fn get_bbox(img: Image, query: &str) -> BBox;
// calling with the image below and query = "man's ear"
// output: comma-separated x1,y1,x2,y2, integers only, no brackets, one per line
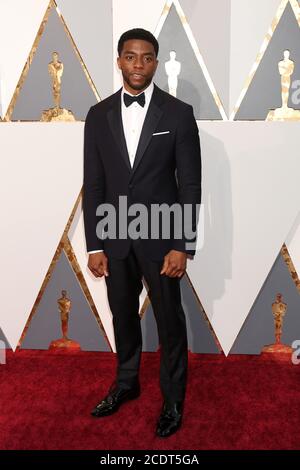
117,57,121,69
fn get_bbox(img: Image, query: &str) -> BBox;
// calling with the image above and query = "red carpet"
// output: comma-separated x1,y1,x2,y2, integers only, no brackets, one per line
0,350,299,450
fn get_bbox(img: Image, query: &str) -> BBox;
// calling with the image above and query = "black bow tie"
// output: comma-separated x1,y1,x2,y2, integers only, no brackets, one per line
123,92,145,107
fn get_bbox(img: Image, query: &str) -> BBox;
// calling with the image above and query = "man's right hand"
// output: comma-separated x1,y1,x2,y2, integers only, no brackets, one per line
88,252,109,278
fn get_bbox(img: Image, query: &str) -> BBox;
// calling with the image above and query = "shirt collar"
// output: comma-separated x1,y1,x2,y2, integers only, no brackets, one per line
121,80,154,105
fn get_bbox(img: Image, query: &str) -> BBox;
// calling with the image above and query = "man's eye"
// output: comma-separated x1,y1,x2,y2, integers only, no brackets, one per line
126,56,133,60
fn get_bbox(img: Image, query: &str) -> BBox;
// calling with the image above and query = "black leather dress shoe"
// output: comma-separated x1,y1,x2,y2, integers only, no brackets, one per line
156,401,183,438
91,382,140,417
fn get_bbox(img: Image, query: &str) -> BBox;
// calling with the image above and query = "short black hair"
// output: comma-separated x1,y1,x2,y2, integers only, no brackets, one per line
118,28,159,57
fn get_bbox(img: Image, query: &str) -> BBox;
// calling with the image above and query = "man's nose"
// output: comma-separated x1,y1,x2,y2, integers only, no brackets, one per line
134,58,144,69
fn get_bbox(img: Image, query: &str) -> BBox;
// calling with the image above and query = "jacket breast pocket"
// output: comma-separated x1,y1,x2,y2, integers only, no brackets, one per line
152,131,171,136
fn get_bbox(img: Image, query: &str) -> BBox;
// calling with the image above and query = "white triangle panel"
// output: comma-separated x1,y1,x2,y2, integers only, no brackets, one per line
180,0,231,117
187,121,300,355
286,211,300,281
0,0,50,118
55,0,114,99
0,123,84,350
229,0,283,117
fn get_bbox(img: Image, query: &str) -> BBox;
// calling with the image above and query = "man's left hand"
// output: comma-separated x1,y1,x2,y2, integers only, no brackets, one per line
160,250,187,278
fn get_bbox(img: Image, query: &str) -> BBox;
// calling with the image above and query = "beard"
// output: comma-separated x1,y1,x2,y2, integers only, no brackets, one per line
122,71,153,91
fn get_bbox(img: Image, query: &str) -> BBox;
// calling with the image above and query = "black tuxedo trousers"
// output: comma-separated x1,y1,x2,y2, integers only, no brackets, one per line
105,237,188,403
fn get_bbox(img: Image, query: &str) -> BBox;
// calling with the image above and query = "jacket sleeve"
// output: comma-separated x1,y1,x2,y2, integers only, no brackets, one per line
82,106,106,252
172,104,202,256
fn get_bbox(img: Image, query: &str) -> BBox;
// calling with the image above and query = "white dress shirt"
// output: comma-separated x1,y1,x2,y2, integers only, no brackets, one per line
121,80,154,168
88,81,154,254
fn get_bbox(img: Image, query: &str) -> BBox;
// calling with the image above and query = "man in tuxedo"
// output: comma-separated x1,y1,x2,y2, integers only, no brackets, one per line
83,28,201,438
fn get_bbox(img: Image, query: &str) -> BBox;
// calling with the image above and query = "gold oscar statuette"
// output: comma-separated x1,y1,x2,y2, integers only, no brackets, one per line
49,289,81,350
261,293,293,358
41,51,76,121
267,50,300,121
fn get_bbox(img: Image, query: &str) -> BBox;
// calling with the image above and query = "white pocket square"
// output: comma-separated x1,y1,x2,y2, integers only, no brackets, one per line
152,131,170,136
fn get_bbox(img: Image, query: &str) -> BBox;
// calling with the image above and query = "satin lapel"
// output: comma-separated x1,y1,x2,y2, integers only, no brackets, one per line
107,91,131,171
131,95,163,176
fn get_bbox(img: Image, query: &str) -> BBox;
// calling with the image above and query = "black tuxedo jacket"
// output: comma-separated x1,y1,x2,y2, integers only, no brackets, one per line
83,83,201,261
